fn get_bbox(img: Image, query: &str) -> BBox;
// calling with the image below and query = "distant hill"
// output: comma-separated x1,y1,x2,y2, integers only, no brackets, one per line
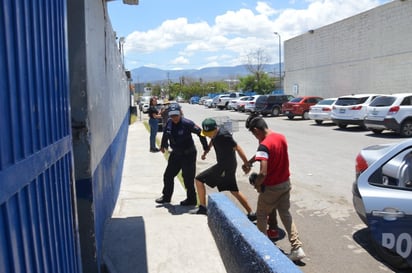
130,64,279,83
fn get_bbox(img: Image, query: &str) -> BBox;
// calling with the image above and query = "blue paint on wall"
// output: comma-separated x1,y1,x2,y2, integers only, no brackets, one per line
208,193,302,273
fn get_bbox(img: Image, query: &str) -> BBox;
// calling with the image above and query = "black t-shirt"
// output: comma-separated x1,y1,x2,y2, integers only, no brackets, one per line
211,128,237,168
148,106,158,119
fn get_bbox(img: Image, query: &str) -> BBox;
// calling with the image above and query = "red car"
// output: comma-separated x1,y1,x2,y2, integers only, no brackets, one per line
282,96,323,120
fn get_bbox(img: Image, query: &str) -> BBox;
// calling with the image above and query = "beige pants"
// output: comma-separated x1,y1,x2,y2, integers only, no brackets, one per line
256,180,303,250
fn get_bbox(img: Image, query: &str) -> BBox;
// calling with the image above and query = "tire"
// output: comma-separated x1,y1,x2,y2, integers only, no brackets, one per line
315,120,323,125
338,123,347,129
400,120,412,137
370,234,409,269
372,129,383,134
302,111,310,120
271,107,280,117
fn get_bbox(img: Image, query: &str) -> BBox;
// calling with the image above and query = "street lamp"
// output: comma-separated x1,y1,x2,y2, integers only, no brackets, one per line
274,32,282,90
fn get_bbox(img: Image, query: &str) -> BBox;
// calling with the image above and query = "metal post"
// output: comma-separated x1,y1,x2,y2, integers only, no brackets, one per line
274,32,282,90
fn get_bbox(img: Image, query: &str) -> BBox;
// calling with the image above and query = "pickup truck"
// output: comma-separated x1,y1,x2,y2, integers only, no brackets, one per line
216,92,246,110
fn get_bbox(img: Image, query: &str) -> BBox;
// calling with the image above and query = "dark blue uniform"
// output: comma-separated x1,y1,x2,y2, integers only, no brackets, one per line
160,117,209,203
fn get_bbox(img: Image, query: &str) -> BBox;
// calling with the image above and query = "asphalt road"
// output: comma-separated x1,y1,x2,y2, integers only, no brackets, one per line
177,102,412,273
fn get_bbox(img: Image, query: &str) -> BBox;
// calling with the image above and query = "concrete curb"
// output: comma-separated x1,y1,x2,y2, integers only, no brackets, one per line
208,193,302,273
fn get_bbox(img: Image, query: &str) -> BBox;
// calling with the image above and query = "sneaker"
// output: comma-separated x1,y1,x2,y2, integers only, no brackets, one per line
267,228,279,240
155,196,170,204
180,199,197,206
150,148,160,153
189,205,207,215
247,212,257,222
288,247,306,261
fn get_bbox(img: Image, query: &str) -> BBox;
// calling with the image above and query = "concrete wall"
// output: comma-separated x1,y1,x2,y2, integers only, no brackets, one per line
284,0,412,98
67,0,130,272
208,194,302,273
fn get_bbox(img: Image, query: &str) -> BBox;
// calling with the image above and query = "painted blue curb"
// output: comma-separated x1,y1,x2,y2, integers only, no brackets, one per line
207,193,302,273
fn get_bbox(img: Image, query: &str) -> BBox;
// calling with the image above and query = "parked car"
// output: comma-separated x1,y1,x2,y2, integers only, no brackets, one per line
199,96,209,105
212,94,229,108
281,96,323,119
308,98,337,124
216,92,246,110
331,94,379,129
139,96,151,113
244,95,261,113
364,93,412,137
237,96,253,112
204,98,214,108
352,140,412,269
255,94,294,117
228,96,249,111
189,96,200,104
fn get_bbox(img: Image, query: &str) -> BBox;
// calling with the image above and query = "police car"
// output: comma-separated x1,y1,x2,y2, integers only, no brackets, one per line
352,140,412,269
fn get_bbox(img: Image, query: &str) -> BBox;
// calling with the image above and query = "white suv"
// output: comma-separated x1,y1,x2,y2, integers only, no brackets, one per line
364,93,412,137
331,94,380,129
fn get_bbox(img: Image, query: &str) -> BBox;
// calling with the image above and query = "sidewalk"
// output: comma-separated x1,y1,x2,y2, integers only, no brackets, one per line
103,118,226,273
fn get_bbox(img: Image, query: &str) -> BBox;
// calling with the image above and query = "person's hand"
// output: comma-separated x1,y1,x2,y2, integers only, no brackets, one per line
242,163,251,174
201,153,207,160
160,147,165,153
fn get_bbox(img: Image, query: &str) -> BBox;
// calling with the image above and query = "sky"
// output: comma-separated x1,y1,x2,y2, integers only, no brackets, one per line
108,0,392,71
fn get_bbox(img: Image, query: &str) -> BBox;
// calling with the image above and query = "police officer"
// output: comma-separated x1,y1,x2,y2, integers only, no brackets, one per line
156,103,209,205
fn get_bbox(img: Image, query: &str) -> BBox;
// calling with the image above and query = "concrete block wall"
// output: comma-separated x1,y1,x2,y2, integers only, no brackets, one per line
208,193,302,273
284,0,412,98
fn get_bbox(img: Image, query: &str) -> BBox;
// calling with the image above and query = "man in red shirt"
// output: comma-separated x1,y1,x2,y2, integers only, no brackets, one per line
243,115,305,262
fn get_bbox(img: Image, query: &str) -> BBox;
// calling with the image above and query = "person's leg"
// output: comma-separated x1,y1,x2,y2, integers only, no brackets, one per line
195,180,207,206
267,209,279,229
149,119,158,150
276,181,302,250
180,149,197,204
159,152,181,201
230,191,253,214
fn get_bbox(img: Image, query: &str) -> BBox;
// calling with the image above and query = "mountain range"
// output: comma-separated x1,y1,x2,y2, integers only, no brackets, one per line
130,64,280,84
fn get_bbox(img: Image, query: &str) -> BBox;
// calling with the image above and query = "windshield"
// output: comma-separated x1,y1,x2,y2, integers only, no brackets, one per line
335,97,368,106
369,96,396,107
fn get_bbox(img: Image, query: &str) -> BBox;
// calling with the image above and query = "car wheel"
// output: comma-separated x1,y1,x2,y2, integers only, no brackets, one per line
271,107,280,117
338,123,347,129
371,129,383,134
370,235,409,269
400,120,412,137
315,120,323,125
302,111,310,120
287,114,294,120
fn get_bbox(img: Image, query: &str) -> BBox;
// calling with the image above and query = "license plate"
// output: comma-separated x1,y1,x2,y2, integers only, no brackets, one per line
339,109,346,113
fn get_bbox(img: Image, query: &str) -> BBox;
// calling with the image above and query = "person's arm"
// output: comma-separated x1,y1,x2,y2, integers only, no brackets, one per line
255,160,267,192
235,145,251,174
242,155,255,173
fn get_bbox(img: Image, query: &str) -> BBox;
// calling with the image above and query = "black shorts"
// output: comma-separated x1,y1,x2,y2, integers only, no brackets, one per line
195,164,239,192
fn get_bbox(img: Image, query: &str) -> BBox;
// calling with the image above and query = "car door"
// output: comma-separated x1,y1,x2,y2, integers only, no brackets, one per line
358,143,412,266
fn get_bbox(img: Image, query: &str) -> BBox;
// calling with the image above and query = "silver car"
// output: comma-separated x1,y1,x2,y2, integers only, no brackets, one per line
352,140,412,269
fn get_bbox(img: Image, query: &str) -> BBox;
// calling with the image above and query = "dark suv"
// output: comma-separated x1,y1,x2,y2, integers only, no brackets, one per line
254,94,294,116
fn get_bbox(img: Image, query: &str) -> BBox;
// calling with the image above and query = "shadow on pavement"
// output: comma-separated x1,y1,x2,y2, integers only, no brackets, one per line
103,217,148,273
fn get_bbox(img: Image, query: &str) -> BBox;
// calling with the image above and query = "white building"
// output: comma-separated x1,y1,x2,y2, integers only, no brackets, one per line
284,0,412,98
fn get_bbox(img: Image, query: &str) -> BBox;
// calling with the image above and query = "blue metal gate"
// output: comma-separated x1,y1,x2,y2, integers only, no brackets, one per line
0,0,82,272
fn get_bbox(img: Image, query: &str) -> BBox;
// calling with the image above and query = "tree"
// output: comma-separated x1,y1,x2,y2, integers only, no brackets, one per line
237,48,276,94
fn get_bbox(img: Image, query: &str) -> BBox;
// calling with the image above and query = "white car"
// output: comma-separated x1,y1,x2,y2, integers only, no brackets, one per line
228,96,249,111
308,98,337,124
353,140,412,269
331,94,380,129
364,93,412,137
204,98,214,108
244,95,261,113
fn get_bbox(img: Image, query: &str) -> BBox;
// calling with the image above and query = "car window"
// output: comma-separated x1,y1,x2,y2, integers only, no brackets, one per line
335,97,368,106
256,95,267,103
290,97,303,103
369,149,412,189
369,96,396,107
401,96,412,106
318,99,335,105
